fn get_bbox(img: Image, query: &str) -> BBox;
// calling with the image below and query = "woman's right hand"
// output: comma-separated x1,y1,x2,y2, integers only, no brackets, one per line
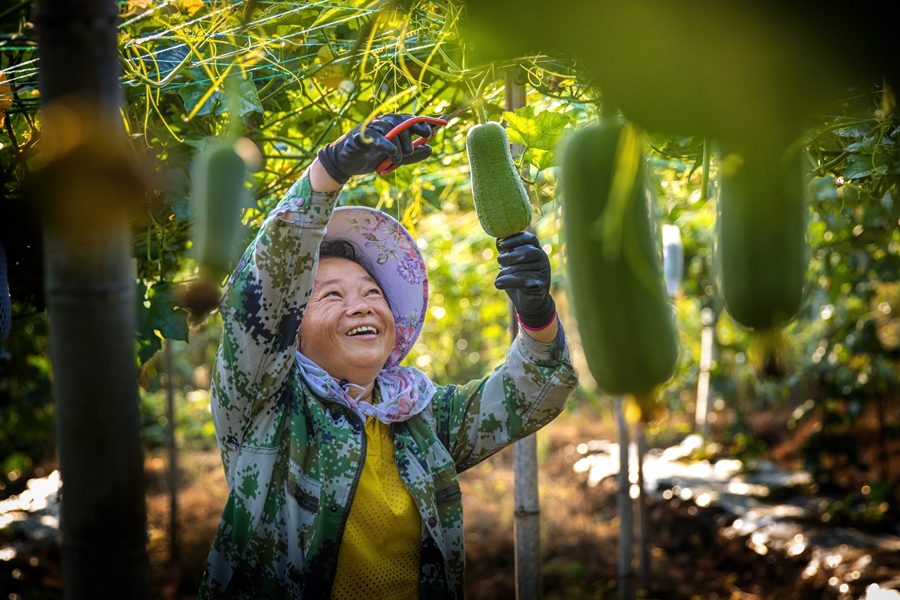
316,114,434,184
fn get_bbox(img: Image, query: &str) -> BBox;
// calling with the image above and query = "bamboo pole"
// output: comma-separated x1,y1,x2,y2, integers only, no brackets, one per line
35,0,149,596
695,308,716,438
615,397,634,600
164,340,179,563
506,71,543,600
636,424,649,593
695,141,716,439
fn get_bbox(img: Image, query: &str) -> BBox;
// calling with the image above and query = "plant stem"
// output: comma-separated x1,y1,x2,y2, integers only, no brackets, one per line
700,139,710,201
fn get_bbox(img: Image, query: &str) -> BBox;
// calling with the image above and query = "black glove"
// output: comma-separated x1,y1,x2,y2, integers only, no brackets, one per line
494,232,556,329
317,114,434,184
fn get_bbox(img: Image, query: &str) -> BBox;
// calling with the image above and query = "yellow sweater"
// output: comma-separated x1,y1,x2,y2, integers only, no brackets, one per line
331,416,421,599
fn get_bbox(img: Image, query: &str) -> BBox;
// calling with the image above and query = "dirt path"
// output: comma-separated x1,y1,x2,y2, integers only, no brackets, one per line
5,403,899,599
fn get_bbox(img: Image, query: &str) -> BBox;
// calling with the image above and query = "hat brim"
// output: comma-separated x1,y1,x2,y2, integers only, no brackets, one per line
323,207,428,366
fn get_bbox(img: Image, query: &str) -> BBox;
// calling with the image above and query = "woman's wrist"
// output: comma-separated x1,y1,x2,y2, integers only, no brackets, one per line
520,313,559,343
309,157,344,193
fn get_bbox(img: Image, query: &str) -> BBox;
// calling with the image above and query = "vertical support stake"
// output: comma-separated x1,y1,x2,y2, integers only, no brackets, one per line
616,397,634,600
164,340,179,563
506,70,542,600
636,424,650,592
695,308,716,438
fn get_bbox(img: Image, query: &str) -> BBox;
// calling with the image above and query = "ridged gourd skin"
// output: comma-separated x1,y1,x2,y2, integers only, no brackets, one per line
466,122,532,238
560,122,678,397
192,142,249,278
717,151,807,330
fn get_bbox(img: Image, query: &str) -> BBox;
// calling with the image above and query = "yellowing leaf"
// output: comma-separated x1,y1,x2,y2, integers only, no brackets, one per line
524,148,554,172
503,105,570,152
127,0,154,10
178,0,204,17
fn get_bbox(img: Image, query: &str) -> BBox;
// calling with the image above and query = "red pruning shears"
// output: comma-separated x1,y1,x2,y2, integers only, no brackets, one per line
375,104,471,175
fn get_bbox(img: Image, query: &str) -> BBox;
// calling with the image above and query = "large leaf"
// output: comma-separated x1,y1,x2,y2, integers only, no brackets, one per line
178,76,262,118
166,193,192,221
178,83,224,117
134,282,161,366
231,76,264,117
835,124,873,138
162,168,192,221
147,282,189,343
844,135,877,153
844,146,896,180
844,153,874,179
524,147,555,172
502,106,570,152
135,282,189,366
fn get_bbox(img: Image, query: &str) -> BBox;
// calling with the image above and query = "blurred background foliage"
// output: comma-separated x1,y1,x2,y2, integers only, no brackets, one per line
0,0,898,518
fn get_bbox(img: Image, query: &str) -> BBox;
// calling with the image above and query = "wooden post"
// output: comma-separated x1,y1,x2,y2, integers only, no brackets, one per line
695,308,716,438
506,71,542,600
164,340,179,563
615,397,634,600
34,0,149,596
636,424,650,593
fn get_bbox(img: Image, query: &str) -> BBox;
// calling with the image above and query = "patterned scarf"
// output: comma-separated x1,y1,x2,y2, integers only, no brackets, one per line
295,351,435,424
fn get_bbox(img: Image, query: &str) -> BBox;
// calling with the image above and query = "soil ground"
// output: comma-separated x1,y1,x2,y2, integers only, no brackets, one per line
136,402,900,599
3,401,899,599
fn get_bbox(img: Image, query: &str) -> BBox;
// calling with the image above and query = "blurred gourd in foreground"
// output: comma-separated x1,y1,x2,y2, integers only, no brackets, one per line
560,121,678,421
467,122,533,238
716,149,808,378
181,138,253,317
460,0,897,152
182,73,261,317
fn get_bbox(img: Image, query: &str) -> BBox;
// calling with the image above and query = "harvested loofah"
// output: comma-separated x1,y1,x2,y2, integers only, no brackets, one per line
466,122,532,239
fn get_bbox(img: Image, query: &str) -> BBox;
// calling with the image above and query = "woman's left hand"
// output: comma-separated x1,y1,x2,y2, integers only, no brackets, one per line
316,114,434,184
494,232,556,330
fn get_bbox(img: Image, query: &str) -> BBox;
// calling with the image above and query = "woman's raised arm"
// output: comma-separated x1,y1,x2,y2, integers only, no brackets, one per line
210,162,341,480
432,232,579,469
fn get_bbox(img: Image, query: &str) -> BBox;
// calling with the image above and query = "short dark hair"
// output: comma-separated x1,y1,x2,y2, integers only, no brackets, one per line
318,239,390,310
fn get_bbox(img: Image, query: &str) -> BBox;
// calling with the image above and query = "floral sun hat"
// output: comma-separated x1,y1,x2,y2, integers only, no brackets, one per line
323,206,428,366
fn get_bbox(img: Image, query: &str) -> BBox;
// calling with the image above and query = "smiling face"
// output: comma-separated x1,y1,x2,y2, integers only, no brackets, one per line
299,257,396,385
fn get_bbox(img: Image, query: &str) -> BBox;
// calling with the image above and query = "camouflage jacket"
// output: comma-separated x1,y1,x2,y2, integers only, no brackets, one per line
199,171,579,599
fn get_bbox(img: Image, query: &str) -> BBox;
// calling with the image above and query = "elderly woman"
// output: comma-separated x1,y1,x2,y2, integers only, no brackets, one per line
200,114,578,599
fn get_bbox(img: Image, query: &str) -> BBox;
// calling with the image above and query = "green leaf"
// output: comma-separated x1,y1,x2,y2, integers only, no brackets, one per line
502,106,570,152
524,148,555,172
135,281,188,367
845,136,877,153
231,76,264,117
135,281,149,330
136,334,162,366
177,76,261,118
160,169,192,221
178,83,224,117
844,154,874,179
166,193,192,221
311,4,364,28
147,282,189,342
835,125,872,138
135,281,161,366
163,167,190,195
808,176,839,203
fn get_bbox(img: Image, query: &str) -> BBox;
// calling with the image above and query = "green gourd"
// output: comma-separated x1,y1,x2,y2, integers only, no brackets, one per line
183,141,249,315
717,150,806,331
192,142,248,278
466,122,532,238
560,121,678,408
